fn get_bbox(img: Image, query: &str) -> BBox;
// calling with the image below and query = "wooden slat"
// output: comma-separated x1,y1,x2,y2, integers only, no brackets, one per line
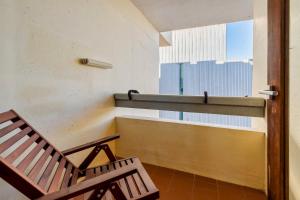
61,163,73,189
0,157,46,199
129,158,159,199
130,161,147,195
0,110,17,123
0,120,25,137
95,166,101,176
0,110,82,199
132,158,157,193
38,152,60,189
0,127,32,154
115,161,131,199
105,164,115,200
7,110,77,177
85,168,95,179
70,168,79,185
6,133,39,163
48,158,67,193
129,168,142,197
36,165,137,200
103,192,112,200
85,167,105,200
73,194,85,200
62,135,120,156
17,140,47,172
95,164,112,200
131,176,142,196
83,168,96,200
28,146,54,180
120,160,139,198
102,190,111,200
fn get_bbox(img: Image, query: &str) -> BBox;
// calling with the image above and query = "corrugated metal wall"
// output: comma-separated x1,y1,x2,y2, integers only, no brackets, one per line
159,61,253,127
159,24,226,64
159,64,180,120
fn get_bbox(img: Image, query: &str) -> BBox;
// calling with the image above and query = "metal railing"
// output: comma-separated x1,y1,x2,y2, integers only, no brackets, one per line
114,93,266,118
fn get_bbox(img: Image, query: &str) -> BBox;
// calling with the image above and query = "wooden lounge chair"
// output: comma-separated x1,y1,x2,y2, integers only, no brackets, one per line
0,110,159,200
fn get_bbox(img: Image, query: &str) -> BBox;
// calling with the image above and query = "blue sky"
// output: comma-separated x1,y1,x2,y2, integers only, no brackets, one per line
226,20,253,60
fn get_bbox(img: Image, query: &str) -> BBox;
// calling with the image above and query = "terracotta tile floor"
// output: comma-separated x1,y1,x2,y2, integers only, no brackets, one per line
143,163,267,200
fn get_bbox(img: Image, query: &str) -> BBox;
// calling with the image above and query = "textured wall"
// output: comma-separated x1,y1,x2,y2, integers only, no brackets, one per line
289,0,300,199
0,0,159,199
116,116,266,190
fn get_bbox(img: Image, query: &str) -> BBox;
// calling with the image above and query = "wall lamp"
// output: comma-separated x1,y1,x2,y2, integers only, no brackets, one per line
80,58,113,69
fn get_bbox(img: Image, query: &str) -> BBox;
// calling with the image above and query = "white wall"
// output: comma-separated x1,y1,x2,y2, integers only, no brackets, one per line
0,0,159,199
289,0,300,199
131,0,253,32
252,0,268,133
252,2,268,193
116,116,266,190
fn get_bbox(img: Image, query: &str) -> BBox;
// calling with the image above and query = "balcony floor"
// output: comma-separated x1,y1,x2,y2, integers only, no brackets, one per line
143,163,267,200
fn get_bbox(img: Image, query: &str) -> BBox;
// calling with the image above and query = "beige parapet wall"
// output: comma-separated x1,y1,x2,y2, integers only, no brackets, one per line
116,116,266,190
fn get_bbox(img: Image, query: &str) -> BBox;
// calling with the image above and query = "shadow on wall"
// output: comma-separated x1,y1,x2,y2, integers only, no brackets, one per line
15,90,117,166
19,85,115,131
290,190,296,200
59,96,116,135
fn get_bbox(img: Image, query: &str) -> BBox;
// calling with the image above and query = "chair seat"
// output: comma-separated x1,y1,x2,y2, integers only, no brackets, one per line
75,157,157,200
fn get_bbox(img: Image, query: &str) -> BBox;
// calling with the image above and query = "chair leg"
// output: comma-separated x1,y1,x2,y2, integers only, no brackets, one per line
87,182,128,200
87,185,109,200
79,144,116,170
110,182,128,200
102,144,117,162
79,145,103,170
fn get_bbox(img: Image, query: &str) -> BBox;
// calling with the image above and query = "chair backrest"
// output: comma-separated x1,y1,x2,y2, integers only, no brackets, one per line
0,110,78,199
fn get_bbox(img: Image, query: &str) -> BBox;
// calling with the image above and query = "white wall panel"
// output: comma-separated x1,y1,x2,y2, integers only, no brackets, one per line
159,25,226,64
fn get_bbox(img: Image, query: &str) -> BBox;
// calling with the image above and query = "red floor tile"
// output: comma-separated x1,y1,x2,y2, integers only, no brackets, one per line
143,163,267,200
192,175,218,200
218,181,246,200
244,188,266,200
165,170,194,200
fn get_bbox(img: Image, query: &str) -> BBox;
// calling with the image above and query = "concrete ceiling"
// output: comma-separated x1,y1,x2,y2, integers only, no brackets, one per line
131,0,253,32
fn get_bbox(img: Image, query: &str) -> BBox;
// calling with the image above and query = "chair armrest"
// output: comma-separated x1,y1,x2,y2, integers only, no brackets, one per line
36,164,136,200
62,134,120,156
